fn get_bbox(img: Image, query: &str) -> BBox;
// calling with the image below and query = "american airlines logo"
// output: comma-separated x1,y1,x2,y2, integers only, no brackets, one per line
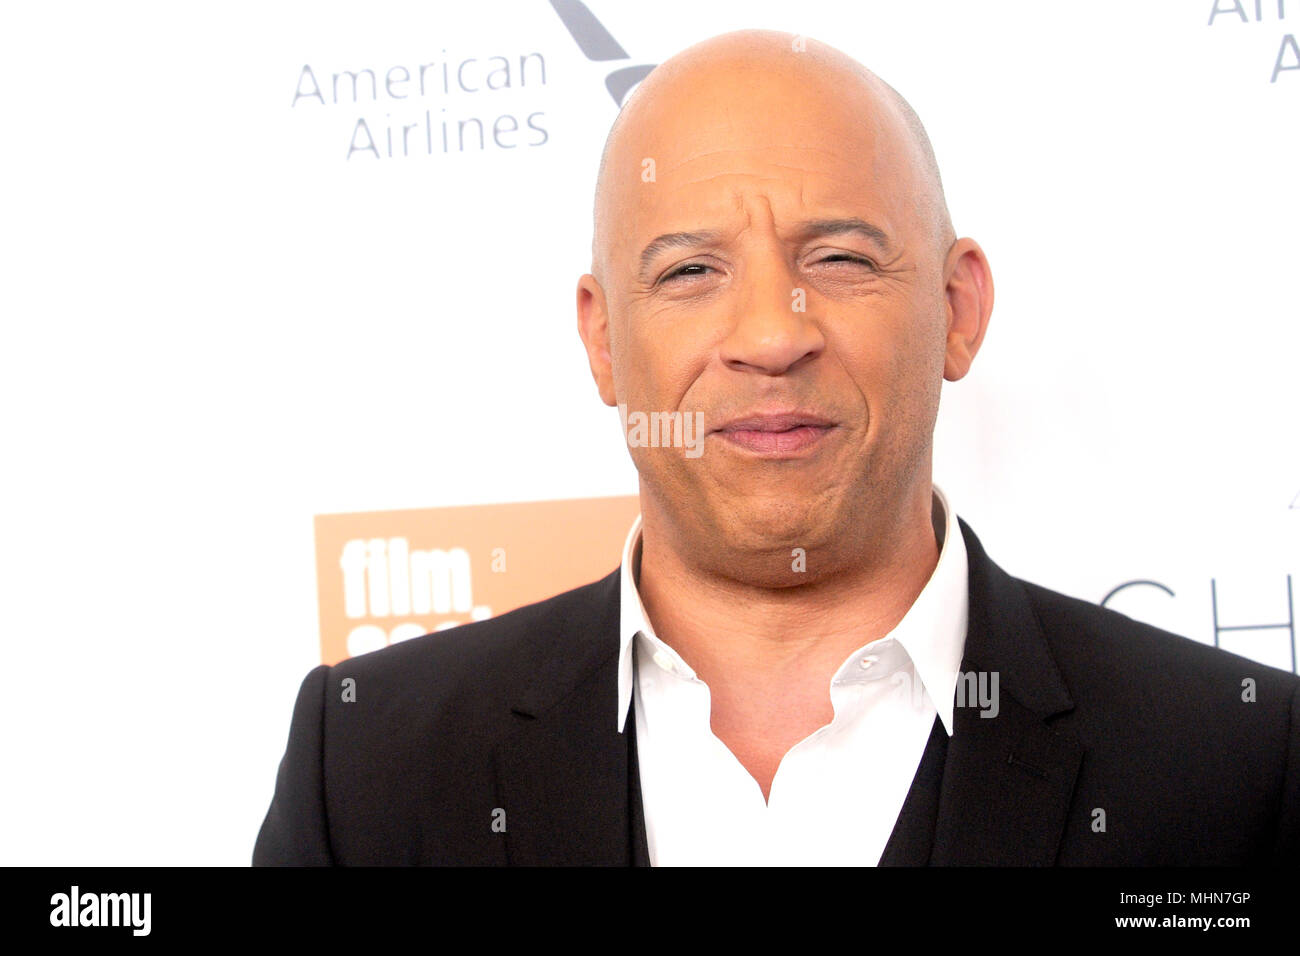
286,1,657,161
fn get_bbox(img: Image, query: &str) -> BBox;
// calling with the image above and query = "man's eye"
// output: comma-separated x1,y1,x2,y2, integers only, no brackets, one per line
662,263,712,282
816,253,875,268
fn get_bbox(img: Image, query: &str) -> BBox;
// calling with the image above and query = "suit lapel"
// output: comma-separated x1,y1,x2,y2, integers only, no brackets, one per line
493,570,647,865
878,714,948,865
925,518,1084,865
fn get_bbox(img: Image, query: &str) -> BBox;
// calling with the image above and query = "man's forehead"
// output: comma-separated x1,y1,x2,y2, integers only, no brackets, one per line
611,138,909,264
611,68,896,172
657,141,886,187
591,31,949,279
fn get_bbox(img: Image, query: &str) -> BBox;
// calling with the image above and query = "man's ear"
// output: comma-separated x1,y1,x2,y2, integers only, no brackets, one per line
577,273,618,406
942,238,994,382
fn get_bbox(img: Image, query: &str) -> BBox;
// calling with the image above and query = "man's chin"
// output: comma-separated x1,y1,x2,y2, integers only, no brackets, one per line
706,498,846,554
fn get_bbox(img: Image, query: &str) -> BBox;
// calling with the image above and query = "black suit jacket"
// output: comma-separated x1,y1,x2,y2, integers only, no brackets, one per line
253,518,1300,865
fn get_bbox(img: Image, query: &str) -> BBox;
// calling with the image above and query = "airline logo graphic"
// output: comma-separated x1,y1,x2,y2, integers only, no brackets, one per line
315,495,640,664
548,0,657,104
286,0,659,162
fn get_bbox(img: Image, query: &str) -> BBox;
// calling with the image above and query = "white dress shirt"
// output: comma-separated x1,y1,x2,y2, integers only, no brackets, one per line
616,482,969,866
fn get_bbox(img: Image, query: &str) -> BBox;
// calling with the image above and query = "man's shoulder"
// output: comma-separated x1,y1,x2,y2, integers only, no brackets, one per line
258,569,623,865
956,515,1289,697
1001,573,1298,863
1008,574,1298,763
1017,575,1298,691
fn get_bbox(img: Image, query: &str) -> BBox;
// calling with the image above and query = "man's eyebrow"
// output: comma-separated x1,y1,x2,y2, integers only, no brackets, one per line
797,217,894,252
637,231,724,281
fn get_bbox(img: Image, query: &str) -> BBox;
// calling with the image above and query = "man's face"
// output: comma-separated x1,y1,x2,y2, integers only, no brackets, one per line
583,56,958,581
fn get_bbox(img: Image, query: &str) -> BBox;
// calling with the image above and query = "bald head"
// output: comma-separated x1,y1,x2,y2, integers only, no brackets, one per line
590,30,954,283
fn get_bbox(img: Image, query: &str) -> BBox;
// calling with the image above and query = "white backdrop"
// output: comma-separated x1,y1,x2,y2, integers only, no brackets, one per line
1,0,1296,865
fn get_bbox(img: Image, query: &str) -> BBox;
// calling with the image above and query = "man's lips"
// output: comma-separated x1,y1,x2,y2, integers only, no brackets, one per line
714,412,836,432
711,412,837,456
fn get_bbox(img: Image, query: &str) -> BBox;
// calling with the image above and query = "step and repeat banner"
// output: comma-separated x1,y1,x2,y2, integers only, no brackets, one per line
1,0,1296,865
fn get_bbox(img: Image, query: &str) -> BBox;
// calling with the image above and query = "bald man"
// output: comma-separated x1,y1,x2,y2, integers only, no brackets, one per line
255,31,1300,866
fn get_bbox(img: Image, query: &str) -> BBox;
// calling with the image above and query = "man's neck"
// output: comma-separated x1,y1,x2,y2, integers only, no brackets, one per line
633,486,942,796
636,488,941,677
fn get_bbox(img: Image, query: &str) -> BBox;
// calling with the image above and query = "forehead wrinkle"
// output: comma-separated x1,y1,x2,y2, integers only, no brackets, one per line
652,148,891,209
664,169,870,200
660,149,872,183
666,171,816,191
671,166,859,184
661,142,866,167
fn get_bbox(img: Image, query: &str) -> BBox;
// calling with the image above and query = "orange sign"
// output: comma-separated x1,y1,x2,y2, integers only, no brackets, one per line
313,495,641,664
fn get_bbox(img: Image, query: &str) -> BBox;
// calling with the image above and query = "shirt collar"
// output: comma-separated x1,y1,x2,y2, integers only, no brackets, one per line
616,482,969,736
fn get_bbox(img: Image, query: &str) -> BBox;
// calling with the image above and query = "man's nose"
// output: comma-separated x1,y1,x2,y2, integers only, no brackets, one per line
718,249,825,376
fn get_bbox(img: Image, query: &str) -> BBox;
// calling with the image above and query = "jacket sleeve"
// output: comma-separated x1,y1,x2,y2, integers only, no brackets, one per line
253,664,335,865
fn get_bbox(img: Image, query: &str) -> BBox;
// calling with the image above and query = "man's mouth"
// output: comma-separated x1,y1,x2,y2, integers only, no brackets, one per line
711,411,837,457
